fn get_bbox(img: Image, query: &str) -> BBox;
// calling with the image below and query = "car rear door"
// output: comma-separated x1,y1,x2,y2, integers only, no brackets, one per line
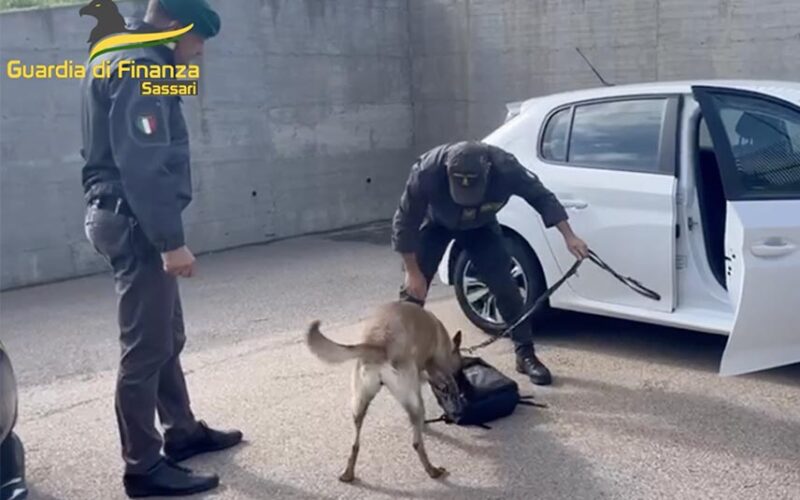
692,85,800,375
537,95,680,313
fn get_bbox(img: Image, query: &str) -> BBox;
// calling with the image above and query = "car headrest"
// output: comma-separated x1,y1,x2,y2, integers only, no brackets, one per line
736,112,766,139
735,112,780,141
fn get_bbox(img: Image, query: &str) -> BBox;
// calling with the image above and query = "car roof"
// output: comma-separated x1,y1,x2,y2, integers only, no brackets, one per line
517,79,800,114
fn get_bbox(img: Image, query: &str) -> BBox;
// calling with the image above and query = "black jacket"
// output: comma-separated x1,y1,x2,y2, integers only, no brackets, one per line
80,21,191,252
391,143,568,253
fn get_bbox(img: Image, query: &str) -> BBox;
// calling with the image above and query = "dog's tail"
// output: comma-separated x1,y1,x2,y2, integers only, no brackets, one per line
306,320,385,364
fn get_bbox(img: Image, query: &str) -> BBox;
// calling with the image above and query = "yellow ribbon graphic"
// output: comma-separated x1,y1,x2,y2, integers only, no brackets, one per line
89,23,194,61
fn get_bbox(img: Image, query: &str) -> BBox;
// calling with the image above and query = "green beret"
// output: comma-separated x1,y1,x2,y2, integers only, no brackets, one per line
158,0,221,39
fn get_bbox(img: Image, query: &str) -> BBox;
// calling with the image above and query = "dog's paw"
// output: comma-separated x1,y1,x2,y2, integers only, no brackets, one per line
427,466,447,479
339,471,356,483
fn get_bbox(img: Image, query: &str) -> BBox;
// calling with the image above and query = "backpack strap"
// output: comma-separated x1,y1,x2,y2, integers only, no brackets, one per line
425,414,493,429
424,414,452,425
519,395,549,408
518,400,548,408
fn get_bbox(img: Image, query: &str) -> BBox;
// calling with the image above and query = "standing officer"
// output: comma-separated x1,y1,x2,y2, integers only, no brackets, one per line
392,141,589,386
81,0,241,497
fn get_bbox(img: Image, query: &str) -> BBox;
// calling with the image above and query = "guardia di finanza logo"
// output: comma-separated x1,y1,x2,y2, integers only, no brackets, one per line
5,0,199,96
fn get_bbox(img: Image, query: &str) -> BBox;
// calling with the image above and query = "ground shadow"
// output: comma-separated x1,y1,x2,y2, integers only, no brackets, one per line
431,411,612,499
223,465,333,500
534,311,800,386
416,384,611,499
546,375,800,464
350,477,504,499
325,222,393,246
422,425,493,454
185,442,331,499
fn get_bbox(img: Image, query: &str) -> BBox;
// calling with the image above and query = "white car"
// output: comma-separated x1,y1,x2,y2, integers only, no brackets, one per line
437,80,800,377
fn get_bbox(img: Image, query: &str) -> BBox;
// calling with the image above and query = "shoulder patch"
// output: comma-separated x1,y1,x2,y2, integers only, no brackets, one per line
128,96,169,146
135,114,158,135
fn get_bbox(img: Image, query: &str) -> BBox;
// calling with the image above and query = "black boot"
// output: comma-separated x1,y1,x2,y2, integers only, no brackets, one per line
164,421,243,463
123,459,218,498
515,347,552,386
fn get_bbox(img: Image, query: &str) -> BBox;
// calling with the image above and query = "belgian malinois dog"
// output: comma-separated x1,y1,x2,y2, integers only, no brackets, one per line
306,301,463,482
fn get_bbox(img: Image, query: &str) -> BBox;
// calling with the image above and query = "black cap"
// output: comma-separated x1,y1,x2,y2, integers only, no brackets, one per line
445,141,490,206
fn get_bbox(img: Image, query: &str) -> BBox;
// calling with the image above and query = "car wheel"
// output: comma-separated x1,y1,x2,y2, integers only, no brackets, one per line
453,236,548,335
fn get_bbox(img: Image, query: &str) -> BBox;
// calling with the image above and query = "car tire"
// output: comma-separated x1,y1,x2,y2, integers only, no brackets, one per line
453,235,549,335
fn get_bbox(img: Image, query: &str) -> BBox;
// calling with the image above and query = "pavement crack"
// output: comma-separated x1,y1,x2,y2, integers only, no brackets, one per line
30,395,107,421
272,370,330,381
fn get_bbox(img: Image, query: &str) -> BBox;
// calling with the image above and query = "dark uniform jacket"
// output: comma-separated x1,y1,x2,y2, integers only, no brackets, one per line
80,21,190,253
391,143,569,254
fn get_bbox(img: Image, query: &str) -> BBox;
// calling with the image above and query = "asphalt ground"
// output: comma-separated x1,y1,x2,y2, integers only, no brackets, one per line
2,223,798,499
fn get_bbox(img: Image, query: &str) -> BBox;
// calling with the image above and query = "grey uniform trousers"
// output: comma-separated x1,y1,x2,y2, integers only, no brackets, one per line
84,202,197,474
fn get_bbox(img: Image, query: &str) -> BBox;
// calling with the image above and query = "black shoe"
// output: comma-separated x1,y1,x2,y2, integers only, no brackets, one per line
516,350,553,386
123,459,219,498
1,431,29,500
164,421,243,463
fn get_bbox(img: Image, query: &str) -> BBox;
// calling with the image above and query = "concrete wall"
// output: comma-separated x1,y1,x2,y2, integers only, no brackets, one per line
0,0,412,289
409,0,800,151
3,0,800,289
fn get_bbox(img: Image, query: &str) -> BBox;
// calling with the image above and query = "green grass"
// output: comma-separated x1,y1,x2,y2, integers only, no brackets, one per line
0,0,85,11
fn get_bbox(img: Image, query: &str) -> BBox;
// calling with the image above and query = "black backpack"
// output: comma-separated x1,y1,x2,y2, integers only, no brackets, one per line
427,356,546,429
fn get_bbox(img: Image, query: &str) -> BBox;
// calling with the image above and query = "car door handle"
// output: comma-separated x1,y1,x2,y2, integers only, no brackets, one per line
750,240,797,258
562,200,588,210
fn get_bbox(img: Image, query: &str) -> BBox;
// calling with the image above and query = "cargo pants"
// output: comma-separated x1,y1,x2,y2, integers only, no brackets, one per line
399,221,535,353
84,201,198,474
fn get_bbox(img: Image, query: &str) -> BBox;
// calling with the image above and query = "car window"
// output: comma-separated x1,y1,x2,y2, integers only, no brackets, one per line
541,108,571,162
568,99,667,173
699,118,713,149
706,93,800,198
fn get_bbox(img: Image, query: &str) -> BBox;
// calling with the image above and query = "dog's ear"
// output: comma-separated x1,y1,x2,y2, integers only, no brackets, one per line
452,330,462,350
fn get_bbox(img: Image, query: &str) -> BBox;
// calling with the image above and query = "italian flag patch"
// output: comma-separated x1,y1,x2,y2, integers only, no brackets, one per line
136,114,158,135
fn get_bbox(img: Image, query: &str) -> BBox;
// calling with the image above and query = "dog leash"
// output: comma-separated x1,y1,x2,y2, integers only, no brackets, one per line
462,249,661,354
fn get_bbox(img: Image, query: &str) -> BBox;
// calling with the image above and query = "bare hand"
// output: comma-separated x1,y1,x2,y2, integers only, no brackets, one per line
161,246,195,277
565,235,589,260
404,270,429,302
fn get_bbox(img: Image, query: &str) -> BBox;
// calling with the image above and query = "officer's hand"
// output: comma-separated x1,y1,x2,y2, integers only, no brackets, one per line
565,235,590,260
162,246,196,278
404,270,429,302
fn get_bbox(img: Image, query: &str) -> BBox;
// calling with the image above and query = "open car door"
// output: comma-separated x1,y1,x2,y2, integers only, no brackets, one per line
693,85,800,376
